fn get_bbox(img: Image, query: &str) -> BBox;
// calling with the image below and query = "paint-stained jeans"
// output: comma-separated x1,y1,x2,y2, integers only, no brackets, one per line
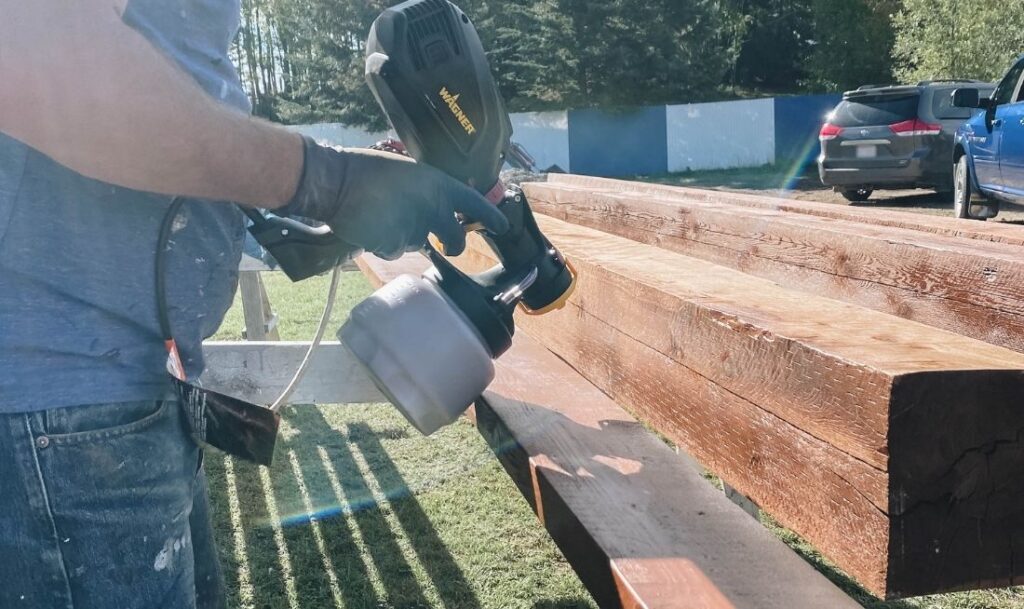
0,398,225,609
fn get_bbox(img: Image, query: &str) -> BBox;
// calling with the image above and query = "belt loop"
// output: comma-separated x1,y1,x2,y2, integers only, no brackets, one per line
26,410,47,436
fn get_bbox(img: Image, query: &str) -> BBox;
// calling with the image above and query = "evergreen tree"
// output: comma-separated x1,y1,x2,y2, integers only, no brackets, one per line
805,0,898,91
529,0,734,108
231,0,953,127
892,0,1024,83
270,0,391,130
731,0,813,93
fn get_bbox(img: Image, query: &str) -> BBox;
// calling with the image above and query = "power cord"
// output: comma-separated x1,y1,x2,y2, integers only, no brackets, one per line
156,197,339,411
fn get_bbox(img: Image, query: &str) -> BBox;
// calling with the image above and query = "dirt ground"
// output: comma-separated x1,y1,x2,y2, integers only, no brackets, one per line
647,166,1024,226
783,175,1024,225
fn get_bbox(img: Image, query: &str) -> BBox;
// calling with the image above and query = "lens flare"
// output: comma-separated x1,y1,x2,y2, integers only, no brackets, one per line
778,136,823,194
269,424,526,529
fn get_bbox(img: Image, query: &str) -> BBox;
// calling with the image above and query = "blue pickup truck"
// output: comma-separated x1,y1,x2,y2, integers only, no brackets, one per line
952,55,1024,220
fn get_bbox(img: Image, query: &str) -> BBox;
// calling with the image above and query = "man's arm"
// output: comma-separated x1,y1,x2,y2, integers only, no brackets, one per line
0,0,302,208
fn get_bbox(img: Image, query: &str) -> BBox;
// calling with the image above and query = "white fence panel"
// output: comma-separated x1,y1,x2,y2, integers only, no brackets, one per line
510,111,571,173
666,99,775,172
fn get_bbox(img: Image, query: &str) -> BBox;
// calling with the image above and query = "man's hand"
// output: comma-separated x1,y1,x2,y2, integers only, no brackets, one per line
283,138,509,260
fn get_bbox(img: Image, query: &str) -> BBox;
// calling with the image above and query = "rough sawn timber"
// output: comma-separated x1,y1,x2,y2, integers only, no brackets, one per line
458,216,1024,599
356,253,861,609
522,181,1024,353
547,173,1024,248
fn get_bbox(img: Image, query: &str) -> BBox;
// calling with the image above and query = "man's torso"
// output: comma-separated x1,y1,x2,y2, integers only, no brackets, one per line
0,0,250,411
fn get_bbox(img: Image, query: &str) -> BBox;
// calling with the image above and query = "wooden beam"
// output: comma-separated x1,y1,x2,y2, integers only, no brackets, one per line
547,173,1024,248
356,253,862,609
239,254,359,273
200,341,384,406
458,216,1024,598
522,182,1024,353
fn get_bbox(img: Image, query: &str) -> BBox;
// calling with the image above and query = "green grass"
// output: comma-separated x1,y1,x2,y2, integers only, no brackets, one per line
651,164,793,189
207,272,596,609
208,272,1024,609
638,162,823,191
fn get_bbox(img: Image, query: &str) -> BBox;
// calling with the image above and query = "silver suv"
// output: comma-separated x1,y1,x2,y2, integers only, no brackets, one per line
818,80,995,202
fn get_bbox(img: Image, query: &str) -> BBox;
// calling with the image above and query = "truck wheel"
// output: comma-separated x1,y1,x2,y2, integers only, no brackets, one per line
953,156,982,220
840,188,872,202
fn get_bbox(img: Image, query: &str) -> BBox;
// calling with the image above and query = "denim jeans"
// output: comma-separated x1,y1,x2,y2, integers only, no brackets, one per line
0,398,225,609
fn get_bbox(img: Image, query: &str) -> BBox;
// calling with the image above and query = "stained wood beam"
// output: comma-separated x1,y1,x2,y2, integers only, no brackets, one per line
355,252,861,609
522,181,1024,353
459,216,1024,599
547,173,1024,247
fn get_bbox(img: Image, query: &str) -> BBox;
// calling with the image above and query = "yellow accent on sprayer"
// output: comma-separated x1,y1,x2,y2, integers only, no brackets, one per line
427,232,577,317
519,258,578,316
439,87,477,135
428,233,446,255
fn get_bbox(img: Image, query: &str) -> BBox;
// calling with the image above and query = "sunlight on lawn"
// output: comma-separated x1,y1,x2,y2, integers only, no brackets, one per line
206,271,596,609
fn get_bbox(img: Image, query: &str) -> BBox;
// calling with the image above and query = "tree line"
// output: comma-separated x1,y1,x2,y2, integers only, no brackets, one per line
231,0,1024,131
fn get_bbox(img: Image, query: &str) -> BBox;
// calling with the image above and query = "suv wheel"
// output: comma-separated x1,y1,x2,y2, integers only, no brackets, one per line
953,156,982,220
840,188,873,202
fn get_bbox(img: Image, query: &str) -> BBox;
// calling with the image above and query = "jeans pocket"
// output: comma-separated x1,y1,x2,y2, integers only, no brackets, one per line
44,400,168,445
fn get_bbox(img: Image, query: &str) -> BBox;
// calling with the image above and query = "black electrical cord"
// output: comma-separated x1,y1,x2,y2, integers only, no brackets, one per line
156,196,186,344
240,205,267,226
155,197,340,407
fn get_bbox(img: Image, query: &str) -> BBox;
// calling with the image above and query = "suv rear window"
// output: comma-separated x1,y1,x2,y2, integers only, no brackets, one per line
932,87,991,120
830,94,919,127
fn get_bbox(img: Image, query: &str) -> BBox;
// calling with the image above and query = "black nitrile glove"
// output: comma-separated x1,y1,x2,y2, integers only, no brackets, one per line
281,136,509,260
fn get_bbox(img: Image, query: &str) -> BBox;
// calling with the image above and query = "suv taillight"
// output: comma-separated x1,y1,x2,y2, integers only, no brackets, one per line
819,123,844,141
889,119,942,137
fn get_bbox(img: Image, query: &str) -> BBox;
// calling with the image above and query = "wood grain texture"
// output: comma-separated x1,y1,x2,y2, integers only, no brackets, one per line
356,253,862,609
459,216,1024,598
199,341,384,405
547,173,1024,247
522,182,1024,353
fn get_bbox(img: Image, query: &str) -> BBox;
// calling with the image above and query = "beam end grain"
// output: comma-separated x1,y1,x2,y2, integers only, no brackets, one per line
887,370,1024,597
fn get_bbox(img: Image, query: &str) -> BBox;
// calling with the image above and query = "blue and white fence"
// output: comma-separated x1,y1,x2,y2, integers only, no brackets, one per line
293,93,840,178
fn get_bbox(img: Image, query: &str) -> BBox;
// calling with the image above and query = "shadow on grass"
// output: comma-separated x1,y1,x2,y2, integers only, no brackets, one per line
208,405,478,609
213,431,382,608
532,600,594,609
767,531,919,609
343,418,480,609
846,191,949,209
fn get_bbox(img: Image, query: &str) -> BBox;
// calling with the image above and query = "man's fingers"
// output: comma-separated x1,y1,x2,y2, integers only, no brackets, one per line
448,184,510,235
431,211,467,256
374,248,405,261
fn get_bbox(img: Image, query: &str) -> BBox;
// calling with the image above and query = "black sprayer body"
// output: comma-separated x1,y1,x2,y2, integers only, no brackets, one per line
338,0,576,436
365,0,510,193
364,0,575,326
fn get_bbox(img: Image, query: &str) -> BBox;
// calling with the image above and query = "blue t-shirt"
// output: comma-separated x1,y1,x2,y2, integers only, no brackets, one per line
0,0,250,412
